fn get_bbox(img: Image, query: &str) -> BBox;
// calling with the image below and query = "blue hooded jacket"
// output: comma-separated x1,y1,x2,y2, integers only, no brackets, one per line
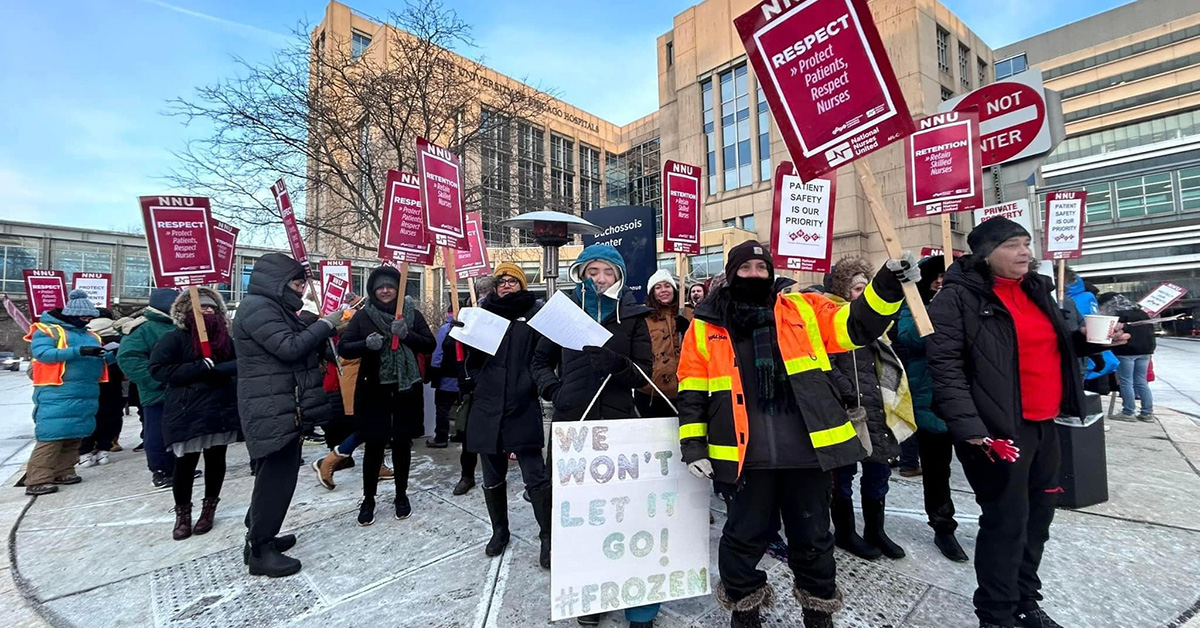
570,244,627,322
29,311,113,441
1065,276,1118,379
432,313,459,393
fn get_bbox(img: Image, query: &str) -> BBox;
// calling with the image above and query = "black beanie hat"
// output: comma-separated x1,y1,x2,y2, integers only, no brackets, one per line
967,217,1031,260
725,241,774,280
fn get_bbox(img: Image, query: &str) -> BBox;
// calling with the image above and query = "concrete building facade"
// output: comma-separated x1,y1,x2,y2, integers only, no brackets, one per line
997,0,1200,319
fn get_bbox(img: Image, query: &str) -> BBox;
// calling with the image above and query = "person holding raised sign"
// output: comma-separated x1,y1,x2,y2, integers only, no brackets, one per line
677,242,917,628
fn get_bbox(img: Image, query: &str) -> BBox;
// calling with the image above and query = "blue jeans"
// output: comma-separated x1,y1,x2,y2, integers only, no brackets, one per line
833,460,891,501
624,604,661,623
1117,355,1153,415
898,434,920,471
335,432,361,456
141,403,175,474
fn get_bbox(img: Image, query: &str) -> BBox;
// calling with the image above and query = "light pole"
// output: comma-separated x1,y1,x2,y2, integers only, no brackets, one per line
499,211,601,296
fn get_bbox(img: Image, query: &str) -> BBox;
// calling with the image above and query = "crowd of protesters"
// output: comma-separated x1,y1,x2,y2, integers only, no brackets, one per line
19,215,1154,628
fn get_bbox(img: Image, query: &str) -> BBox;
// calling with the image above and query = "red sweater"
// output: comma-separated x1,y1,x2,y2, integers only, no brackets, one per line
992,277,1062,421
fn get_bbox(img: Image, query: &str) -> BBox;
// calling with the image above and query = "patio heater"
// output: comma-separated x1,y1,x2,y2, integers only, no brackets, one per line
499,211,600,295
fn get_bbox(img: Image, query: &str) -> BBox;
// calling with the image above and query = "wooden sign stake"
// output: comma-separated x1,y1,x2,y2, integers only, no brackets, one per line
676,253,688,315
445,248,461,319
1057,260,1066,302
187,285,212,358
940,213,955,275
389,261,412,351
853,160,935,337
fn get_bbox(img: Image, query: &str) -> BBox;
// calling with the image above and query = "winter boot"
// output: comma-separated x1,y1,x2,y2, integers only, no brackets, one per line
453,475,476,496
312,451,342,490
173,503,193,541
482,482,510,556
379,463,394,479
529,484,553,568
243,534,297,565
831,496,881,560
193,497,219,535
862,498,906,559
715,581,773,628
934,530,969,562
795,587,843,628
1015,607,1065,628
358,498,376,526
334,455,355,471
246,539,302,578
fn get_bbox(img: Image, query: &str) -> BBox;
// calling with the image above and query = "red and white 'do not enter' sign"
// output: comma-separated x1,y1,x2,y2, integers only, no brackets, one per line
939,69,1051,168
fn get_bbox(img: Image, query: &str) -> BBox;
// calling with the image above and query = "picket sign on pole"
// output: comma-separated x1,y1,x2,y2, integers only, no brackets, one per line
940,214,954,276
187,286,212,358
1057,260,1066,302
445,248,460,319
676,253,687,315
854,160,934,336
467,277,478,308
389,261,412,351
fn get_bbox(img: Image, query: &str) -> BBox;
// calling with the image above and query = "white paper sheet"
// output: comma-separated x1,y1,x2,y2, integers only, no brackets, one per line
449,306,510,355
527,291,612,351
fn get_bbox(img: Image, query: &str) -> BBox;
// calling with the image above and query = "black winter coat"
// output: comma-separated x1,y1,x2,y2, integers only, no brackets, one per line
1112,308,1156,356
532,292,654,421
231,253,335,459
337,293,436,441
149,329,239,448
828,342,900,464
465,294,545,455
927,256,1093,443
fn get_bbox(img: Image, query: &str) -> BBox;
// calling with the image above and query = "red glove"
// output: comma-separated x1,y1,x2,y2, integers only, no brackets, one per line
982,437,1020,463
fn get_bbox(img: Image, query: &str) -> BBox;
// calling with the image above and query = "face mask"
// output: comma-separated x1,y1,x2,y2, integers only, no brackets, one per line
729,277,773,304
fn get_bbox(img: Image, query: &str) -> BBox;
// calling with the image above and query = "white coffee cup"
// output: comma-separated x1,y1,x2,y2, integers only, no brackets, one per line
1084,314,1120,344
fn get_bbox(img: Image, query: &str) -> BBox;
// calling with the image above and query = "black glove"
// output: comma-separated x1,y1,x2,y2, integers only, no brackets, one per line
541,382,561,402
449,320,465,328
583,345,623,375
459,378,477,394
79,346,104,357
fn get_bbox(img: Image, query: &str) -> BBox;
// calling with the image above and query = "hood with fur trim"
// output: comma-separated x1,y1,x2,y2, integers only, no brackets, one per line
827,256,873,301
170,286,229,328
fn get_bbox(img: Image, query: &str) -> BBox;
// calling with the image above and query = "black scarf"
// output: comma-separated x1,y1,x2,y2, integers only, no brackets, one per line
483,290,536,321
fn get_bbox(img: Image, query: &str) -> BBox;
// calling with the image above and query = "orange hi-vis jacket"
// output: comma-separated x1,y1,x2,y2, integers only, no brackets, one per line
676,279,904,482
25,322,109,386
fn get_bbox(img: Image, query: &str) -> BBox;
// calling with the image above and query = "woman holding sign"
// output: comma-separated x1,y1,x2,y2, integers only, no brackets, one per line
531,244,656,628
459,264,552,567
337,265,435,527
927,218,1129,628
677,242,916,628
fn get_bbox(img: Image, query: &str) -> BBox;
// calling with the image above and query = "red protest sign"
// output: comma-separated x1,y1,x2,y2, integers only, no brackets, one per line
270,179,312,278
211,220,239,284
736,0,914,181
920,247,963,259
940,70,1051,168
319,260,352,298
23,270,66,320
138,196,221,288
321,274,349,315
379,170,435,265
455,212,492,280
770,161,837,273
71,273,111,310
1043,191,1087,260
417,138,467,249
663,160,702,255
1137,282,1188,316
905,111,983,218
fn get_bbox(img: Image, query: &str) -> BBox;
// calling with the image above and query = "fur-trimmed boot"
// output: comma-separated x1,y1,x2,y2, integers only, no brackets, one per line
714,581,774,628
795,587,844,628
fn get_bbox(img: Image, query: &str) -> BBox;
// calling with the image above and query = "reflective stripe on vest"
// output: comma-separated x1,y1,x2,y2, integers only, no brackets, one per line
692,320,710,360
679,422,708,439
864,282,902,316
809,420,858,449
25,323,109,387
708,443,739,462
780,294,831,375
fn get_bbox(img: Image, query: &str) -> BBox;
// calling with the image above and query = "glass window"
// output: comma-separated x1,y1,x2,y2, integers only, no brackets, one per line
0,237,40,295
702,80,717,195
351,31,371,60
1084,182,1113,223
550,134,575,214
1115,173,1176,219
995,53,1026,80
959,44,971,91
121,248,154,299
480,110,512,247
723,218,737,228
941,86,954,101
690,246,725,279
656,255,677,274
516,121,546,243
757,87,771,181
666,41,674,68
978,58,988,86
606,151,628,206
1045,109,1200,165
742,215,756,233
720,65,752,191
49,241,113,285
1180,166,1200,212
937,27,950,74
579,144,601,212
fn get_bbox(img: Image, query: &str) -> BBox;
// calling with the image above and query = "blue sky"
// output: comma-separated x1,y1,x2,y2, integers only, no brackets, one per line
0,0,1134,239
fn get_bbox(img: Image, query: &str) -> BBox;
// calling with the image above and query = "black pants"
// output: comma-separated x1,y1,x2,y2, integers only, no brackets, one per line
433,389,459,443
362,386,419,500
634,392,676,418
461,447,477,479
957,420,1061,626
481,450,548,490
173,445,227,506
79,410,122,454
918,429,958,534
719,468,836,601
246,437,301,545
322,391,353,451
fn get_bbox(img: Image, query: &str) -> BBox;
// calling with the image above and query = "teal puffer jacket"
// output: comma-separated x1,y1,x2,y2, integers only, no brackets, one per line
895,303,946,433
29,312,109,441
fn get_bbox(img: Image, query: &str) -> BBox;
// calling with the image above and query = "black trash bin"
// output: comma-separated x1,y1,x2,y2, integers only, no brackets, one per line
1055,392,1108,508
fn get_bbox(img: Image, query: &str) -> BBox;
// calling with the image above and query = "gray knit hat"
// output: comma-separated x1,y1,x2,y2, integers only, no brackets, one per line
61,289,99,318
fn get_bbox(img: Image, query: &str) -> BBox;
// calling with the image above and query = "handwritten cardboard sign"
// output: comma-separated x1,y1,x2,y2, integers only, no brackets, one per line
550,418,711,621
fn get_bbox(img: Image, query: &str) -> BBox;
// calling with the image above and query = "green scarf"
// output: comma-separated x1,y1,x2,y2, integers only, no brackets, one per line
730,301,787,415
364,297,421,390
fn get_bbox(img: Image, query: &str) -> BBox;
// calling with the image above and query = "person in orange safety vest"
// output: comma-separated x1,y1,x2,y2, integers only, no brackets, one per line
677,242,919,628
